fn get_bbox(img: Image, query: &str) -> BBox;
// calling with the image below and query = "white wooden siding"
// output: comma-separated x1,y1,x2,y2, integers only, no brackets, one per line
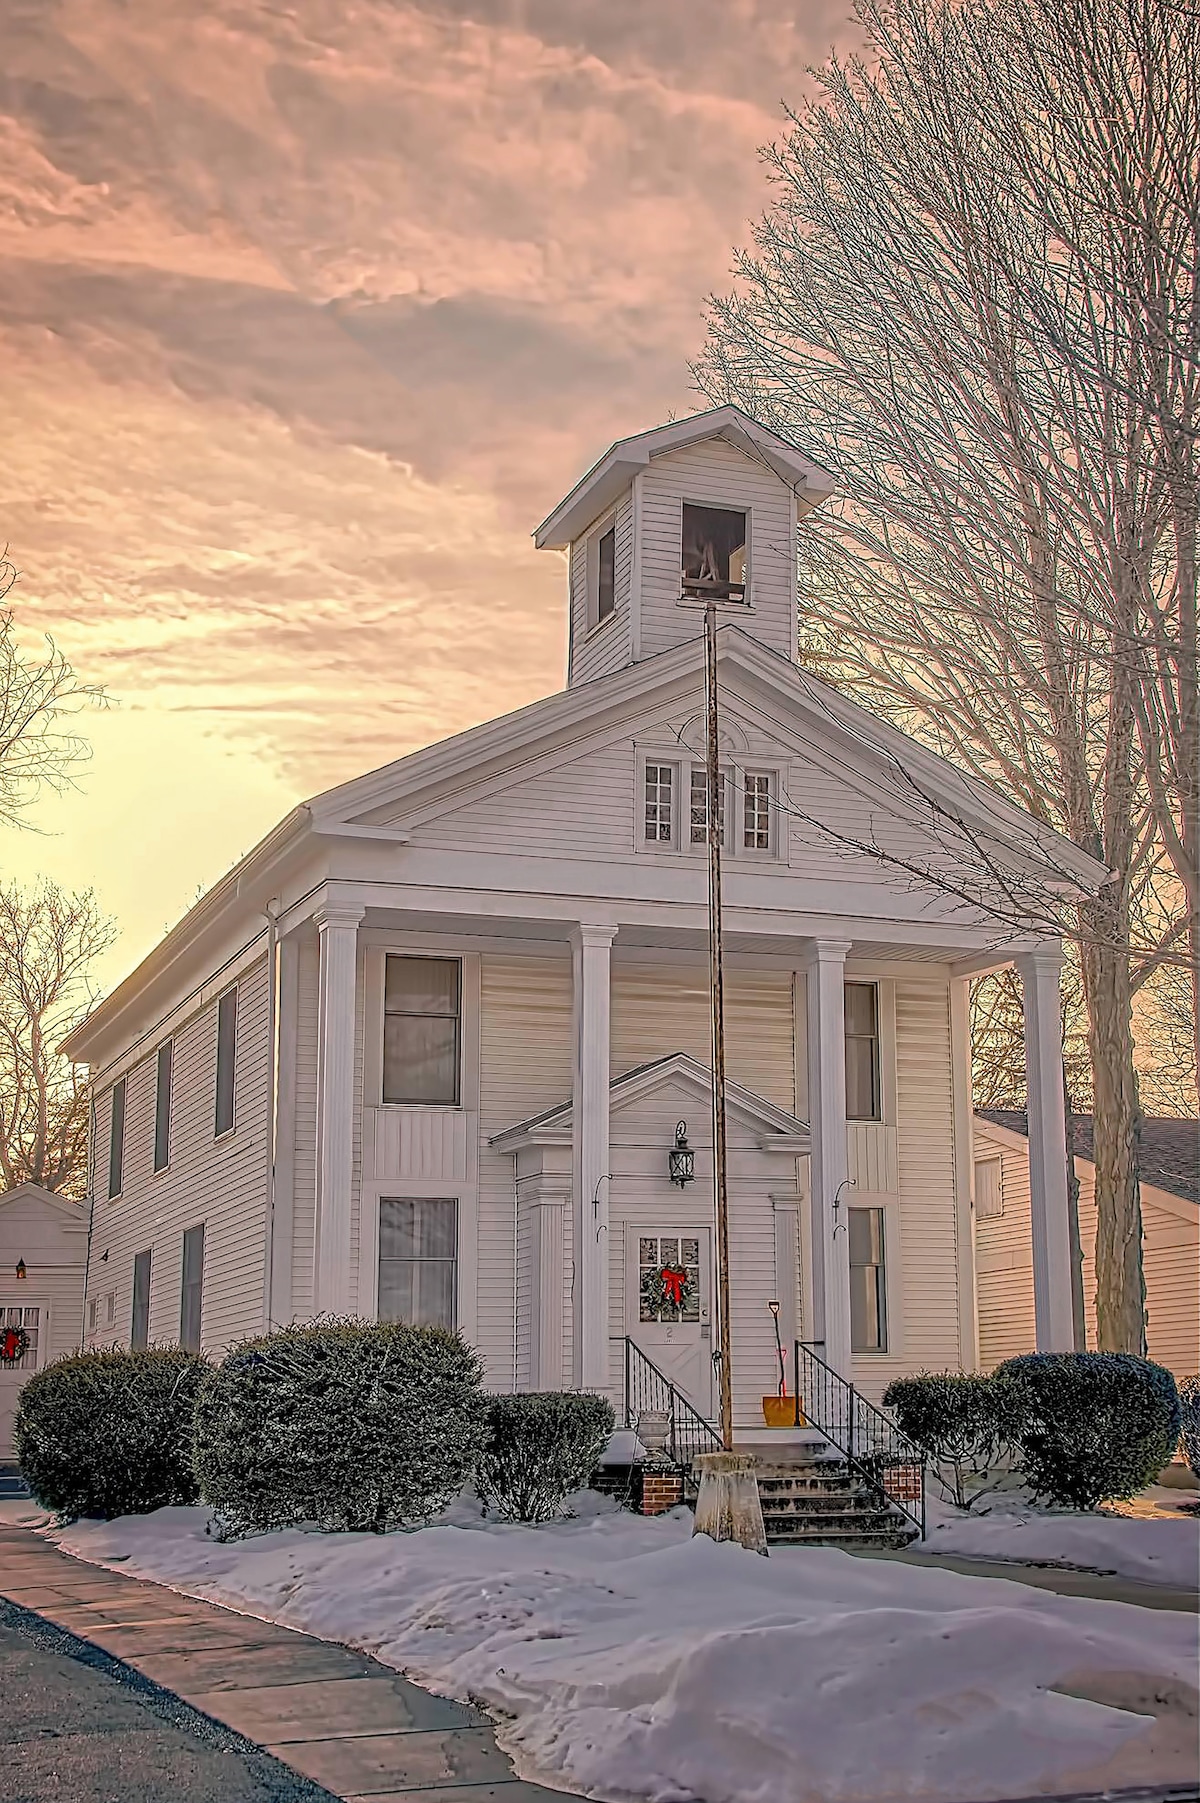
638,438,795,664
85,957,271,1358
478,954,575,1387
611,962,797,1110
975,1124,1200,1376
570,491,635,687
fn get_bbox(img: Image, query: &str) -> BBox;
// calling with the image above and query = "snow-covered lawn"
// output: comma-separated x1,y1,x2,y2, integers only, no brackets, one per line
50,1496,1198,1803
924,1488,1200,1589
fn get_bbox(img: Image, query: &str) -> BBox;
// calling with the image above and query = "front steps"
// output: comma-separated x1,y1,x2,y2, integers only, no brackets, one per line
0,1466,30,1499
678,1442,920,1549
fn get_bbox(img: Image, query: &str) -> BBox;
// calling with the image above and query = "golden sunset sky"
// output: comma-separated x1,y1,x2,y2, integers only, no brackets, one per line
1,0,855,991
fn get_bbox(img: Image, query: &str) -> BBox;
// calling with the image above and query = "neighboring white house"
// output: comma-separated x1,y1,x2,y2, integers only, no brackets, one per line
62,407,1109,1434
0,1183,89,1462
974,1112,1200,1378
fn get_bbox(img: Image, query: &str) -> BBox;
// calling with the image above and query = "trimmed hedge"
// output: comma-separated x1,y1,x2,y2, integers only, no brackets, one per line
15,1347,210,1521
193,1318,487,1536
996,1351,1181,1510
1178,1374,1200,1478
882,1371,1010,1508
476,1392,616,1522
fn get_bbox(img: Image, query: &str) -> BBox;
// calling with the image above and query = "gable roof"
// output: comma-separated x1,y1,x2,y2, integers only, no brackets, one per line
534,405,837,550
976,1111,1200,1207
489,1051,810,1152
0,1182,87,1223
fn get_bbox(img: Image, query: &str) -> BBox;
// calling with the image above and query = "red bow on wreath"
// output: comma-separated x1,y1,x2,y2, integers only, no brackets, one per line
0,1325,29,1365
659,1265,688,1307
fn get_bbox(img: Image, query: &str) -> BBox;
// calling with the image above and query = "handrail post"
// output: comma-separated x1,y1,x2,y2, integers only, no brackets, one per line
793,1338,800,1427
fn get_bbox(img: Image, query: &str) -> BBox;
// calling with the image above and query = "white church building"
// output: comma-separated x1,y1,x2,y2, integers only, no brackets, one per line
63,408,1106,1435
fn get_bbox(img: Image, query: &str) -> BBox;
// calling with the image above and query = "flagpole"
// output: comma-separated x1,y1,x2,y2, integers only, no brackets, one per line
705,601,734,1451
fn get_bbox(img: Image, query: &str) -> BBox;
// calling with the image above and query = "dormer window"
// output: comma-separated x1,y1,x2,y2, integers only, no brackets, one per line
681,503,747,603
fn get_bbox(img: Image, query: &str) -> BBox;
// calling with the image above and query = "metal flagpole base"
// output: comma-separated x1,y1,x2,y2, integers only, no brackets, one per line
692,1451,768,1555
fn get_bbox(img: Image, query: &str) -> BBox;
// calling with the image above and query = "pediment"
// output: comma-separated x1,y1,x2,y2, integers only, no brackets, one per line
489,1052,810,1154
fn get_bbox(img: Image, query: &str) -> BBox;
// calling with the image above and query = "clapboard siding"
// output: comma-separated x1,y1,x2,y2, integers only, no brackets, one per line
569,493,635,687
85,958,271,1358
975,1124,1200,1376
416,739,639,856
611,962,796,1110
478,953,575,1388
638,438,795,663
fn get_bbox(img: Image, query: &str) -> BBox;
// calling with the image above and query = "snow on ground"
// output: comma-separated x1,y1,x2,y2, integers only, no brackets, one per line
51,1495,1198,1803
924,1489,1200,1589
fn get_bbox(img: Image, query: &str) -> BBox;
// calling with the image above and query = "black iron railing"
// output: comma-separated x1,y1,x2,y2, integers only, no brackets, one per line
795,1340,926,1537
624,1337,722,1468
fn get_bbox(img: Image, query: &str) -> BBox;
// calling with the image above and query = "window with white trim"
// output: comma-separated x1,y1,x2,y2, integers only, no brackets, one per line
154,1039,172,1172
644,763,674,844
844,982,882,1122
107,1077,125,1200
378,1197,458,1329
383,956,462,1105
1,1306,39,1370
214,988,237,1138
849,1207,887,1352
974,1156,1004,1219
743,771,772,850
681,503,747,603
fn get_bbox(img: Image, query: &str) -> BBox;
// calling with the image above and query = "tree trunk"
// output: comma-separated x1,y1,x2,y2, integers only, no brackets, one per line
1080,886,1145,1353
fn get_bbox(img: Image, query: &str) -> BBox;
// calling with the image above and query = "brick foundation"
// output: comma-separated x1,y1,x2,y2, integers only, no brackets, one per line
639,1471,684,1516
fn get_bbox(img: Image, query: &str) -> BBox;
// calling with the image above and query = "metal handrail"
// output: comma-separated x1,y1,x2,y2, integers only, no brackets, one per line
795,1340,926,1537
624,1337,722,1468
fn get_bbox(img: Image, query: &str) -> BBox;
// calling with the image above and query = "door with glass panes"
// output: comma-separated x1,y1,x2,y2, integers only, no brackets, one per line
0,1303,42,1460
626,1227,714,1419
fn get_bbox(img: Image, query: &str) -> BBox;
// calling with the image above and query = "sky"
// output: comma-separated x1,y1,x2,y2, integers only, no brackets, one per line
1,0,857,991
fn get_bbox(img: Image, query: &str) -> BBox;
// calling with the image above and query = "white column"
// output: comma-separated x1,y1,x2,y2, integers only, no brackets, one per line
949,976,980,1370
805,939,854,1375
572,923,617,1391
314,904,363,1316
266,932,300,1329
530,1195,567,1390
1018,947,1076,1350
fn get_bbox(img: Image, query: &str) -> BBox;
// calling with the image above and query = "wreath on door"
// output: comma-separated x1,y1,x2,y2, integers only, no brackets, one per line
640,1263,697,1318
0,1325,30,1366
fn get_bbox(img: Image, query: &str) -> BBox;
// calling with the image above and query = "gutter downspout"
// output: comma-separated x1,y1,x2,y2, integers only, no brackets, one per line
262,900,281,1331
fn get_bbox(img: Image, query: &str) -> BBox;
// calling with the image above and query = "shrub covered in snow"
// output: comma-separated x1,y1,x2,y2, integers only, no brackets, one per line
15,1346,210,1521
995,1351,1181,1510
882,1371,1010,1508
476,1391,616,1522
1179,1374,1200,1477
193,1318,487,1537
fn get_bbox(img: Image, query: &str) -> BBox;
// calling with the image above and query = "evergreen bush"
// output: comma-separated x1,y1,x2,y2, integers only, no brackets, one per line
193,1318,487,1536
995,1351,1181,1510
1178,1374,1200,1478
476,1392,616,1522
15,1347,209,1521
882,1371,1010,1507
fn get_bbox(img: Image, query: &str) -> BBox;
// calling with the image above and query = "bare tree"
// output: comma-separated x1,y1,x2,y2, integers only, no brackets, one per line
695,0,1198,1350
0,553,101,826
971,966,1092,1112
0,881,117,1198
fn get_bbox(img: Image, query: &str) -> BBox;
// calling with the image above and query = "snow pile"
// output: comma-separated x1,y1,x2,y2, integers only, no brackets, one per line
925,1490,1200,1588
54,1498,1198,1803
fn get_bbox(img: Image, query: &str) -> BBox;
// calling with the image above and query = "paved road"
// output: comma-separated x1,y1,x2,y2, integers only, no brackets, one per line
0,1597,340,1803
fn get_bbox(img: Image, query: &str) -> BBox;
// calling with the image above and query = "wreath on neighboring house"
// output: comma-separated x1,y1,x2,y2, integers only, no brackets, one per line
640,1263,697,1318
0,1325,30,1366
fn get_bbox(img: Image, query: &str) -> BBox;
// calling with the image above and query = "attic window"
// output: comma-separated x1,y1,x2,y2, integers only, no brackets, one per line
597,527,615,621
681,503,747,602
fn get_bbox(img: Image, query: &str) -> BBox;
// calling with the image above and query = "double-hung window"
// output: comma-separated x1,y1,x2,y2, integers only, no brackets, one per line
849,1206,887,1352
743,771,772,850
844,982,882,1121
154,1040,173,1172
180,1224,205,1352
131,1249,152,1350
107,1078,126,1200
644,763,674,844
378,1197,457,1329
383,957,461,1105
214,988,237,1137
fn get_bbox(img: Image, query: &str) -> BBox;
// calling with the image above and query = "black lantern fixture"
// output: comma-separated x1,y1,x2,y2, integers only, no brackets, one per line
668,1120,695,1188
14,1259,26,1281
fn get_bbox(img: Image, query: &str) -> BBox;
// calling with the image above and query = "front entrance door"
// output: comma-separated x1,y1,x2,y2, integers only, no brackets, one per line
0,1304,42,1462
627,1228,714,1419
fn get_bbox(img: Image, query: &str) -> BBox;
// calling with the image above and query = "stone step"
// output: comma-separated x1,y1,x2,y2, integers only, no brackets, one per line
766,1527,920,1549
761,1498,896,1521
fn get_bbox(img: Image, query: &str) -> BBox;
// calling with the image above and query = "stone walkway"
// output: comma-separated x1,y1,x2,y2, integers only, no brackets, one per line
0,1523,571,1802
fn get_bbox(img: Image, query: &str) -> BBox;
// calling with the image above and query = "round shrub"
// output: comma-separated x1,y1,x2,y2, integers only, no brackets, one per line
882,1371,1009,1508
193,1318,488,1536
476,1392,616,1523
995,1351,1181,1510
1179,1375,1200,1478
15,1347,210,1521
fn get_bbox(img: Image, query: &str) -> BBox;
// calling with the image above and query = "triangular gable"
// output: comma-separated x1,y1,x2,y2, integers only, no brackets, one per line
489,1051,810,1153
0,1182,86,1224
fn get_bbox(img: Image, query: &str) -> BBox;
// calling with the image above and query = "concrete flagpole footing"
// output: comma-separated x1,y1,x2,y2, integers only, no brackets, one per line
691,1451,768,1555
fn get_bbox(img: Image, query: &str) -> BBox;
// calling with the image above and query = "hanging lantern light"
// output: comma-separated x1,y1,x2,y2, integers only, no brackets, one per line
15,1259,26,1281
668,1121,695,1188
